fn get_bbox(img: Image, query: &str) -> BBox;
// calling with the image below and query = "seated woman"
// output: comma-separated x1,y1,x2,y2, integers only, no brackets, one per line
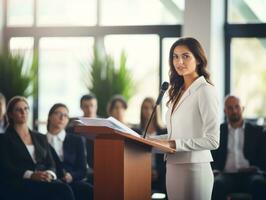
136,97,167,194
107,95,128,125
0,96,75,200
47,103,93,200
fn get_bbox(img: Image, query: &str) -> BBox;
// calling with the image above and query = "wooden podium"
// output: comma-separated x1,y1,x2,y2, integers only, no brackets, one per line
75,125,175,200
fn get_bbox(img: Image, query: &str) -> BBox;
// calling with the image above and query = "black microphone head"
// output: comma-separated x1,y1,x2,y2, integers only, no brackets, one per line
161,81,169,91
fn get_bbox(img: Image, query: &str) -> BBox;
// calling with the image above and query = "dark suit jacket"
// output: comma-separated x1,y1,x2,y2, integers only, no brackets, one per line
211,122,264,171
0,126,56,183
50,133,87,181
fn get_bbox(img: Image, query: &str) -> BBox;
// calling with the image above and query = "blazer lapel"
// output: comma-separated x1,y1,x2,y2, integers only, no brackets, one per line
174,90,191,111
172,76,207,113
9,129,35,165
31,131,45,163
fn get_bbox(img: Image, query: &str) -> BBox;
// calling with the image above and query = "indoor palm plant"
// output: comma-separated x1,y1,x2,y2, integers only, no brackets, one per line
0,52,38,101
83,47,134,117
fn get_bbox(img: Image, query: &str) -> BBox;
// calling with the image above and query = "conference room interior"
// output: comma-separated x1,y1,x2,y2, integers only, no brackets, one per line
0,0,266,199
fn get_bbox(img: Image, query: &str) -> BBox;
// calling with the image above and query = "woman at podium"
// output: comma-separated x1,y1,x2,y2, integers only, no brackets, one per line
152,37,219,200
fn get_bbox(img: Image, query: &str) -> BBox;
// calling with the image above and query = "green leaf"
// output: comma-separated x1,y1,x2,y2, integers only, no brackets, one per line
83,47,135,117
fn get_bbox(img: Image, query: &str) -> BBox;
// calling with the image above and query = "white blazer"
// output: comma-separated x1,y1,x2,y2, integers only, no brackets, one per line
165,76,220,164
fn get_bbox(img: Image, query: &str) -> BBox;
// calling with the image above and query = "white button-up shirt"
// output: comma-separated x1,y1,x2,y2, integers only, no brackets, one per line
47,130,66,161
224,123,250,172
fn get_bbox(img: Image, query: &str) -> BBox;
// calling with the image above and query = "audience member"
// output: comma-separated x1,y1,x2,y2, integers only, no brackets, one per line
0,96,75,200
0,93,7,133
80,94,98,118
107,95,128,125
47,103,93,200
135,97,167,194
212,95,266,200
66,94,97,184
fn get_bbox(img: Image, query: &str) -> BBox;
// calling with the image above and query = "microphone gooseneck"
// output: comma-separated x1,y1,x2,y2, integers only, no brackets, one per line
143,82,169,138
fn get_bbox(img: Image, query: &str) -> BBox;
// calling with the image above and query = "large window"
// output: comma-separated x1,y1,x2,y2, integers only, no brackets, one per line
100,0,184,25
38,37,94,132
225,0,266,120
231,38,266,118
104,34,159,123
7,0,33,26
228,0,266,24
9,37,34,128
37,0,97,26
3,0,182,128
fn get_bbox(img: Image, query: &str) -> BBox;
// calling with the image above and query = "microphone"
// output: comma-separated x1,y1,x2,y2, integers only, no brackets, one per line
155,82,169,105
143,82,169,138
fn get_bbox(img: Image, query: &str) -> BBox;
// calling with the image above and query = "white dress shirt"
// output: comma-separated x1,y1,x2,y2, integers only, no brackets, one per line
47,130,66,161
224,123,250,172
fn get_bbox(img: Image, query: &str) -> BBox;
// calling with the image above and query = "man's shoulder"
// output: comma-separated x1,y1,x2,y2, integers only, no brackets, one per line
245,122,263,133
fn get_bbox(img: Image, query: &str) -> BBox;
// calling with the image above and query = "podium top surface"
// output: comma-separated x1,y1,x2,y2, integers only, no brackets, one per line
75,125,175,154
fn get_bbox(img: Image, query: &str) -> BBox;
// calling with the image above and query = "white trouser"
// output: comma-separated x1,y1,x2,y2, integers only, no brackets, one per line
166,162,214,200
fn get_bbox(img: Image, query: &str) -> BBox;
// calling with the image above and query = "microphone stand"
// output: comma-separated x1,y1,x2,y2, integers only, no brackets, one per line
143,105,157,139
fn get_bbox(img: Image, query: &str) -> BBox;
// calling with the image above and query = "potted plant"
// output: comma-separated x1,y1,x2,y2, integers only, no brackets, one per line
83,47,134,117
0,52,38,101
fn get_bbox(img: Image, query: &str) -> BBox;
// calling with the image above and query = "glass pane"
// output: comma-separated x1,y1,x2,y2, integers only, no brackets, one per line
37,0,97,26
7,0,33,26
39,37,94,133
104,35,159,124
231,38,266,118
100,0,184,25
228,0,266,23
162,37,179,122
9,37,34,66
9,37,34,128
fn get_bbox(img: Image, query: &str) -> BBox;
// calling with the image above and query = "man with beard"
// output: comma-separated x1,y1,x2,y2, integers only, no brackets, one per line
211,95,266,200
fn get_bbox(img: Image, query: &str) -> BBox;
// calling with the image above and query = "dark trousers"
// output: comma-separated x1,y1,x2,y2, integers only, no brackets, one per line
212,172,266,200
2,179,75,200
70,181,93,200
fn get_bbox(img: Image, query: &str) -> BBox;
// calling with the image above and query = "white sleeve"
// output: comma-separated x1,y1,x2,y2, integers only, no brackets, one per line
46,170,57,180
23,170,34,179
175,86,220,151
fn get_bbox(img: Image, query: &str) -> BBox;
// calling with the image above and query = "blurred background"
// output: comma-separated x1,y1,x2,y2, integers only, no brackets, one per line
0,0,266,132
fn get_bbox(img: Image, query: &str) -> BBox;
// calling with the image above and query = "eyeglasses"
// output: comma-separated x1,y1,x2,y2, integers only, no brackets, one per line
53,111,69,118
14,106,29,113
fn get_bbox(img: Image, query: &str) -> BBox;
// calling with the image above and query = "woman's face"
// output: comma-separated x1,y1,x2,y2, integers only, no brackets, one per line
10,101,29,125
172,45,199,77
110,101,126,122
142,101,153,120
49,107,69,132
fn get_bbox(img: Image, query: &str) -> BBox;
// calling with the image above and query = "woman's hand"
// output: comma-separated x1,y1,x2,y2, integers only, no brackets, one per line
31,171,53,182
63,172,73,183
147,138,176,149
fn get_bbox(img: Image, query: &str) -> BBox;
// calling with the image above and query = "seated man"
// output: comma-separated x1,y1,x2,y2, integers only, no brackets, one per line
66,94,98,183
211,95,266,200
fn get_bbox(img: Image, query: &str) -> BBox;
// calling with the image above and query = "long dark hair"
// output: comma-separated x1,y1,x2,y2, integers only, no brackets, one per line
167,37,212,105
140,97,163,131
47,103,69,131
6,96,29,126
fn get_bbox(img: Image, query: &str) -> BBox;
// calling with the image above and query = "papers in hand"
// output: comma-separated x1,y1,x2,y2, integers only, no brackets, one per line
76,117,140,138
